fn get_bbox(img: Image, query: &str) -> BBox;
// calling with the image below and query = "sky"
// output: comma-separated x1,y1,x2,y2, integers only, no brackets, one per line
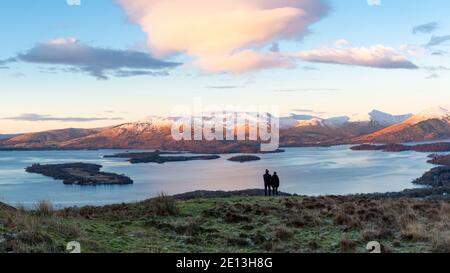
1,0,450,133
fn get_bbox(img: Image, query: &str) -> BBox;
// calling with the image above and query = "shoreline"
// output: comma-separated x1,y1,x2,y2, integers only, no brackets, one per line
2,183,450,210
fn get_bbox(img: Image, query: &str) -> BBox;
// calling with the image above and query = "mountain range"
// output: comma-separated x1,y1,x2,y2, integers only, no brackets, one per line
1,106,450,153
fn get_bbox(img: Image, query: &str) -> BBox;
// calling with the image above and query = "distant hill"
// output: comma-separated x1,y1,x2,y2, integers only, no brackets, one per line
2,107,449,151
0,134,23,140
0,128,102,149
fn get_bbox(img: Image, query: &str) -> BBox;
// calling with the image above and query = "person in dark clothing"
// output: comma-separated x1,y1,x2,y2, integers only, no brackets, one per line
263,169,272,196
271,172,280,196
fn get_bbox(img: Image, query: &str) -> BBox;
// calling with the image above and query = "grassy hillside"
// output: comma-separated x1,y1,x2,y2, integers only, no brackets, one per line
1,194,450,253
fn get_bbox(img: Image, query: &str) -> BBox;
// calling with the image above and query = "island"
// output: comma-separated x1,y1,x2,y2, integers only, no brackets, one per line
104,150,220,164
25,163,133,185
351,142,450,153
227,155,261,163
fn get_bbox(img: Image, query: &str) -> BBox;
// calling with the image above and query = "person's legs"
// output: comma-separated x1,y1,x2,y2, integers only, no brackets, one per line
264,185,268,196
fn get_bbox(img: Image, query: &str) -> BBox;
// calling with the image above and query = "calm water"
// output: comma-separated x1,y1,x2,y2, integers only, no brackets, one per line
0,146,433,207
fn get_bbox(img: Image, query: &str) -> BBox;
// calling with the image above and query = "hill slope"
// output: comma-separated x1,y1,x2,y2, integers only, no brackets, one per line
355,106,450,143
1,195,449,253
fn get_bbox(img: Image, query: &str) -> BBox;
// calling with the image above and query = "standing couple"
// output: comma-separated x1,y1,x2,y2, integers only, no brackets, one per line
263,169,280,196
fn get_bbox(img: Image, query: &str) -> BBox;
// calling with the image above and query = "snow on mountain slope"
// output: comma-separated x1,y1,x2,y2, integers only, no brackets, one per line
406,106,450,125
369,110,413,125
349,110,412,125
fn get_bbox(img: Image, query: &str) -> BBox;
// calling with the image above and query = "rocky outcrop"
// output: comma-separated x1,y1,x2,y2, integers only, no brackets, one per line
428,154,450,166
413,166,450,188
171,189,293,200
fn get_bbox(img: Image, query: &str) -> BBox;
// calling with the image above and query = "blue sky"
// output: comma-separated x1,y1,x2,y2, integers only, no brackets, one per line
1,0,450,133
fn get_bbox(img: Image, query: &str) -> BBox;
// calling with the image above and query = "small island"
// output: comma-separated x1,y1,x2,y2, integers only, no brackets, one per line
25,163,133,186
351,142,450,153
105,150,220,164
227,155,261,163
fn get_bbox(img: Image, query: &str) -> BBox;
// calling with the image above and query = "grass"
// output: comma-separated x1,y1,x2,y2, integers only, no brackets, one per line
1,195,450,253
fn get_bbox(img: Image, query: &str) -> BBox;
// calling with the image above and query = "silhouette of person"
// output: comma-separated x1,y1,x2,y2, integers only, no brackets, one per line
272,172,280,196
263,169,272,196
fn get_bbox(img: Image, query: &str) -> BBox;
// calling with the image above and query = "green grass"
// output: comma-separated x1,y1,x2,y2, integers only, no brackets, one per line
1,195,449,253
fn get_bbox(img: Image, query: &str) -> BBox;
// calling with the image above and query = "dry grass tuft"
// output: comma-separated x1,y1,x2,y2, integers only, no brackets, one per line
339,234,356,252
35,201,54,217
273,225,294,241
151,193,180,216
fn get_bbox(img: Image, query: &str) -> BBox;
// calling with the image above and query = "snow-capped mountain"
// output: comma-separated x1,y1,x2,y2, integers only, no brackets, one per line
281,109,411,129
117,117,176,132
356,106,450,143
349,110,413,126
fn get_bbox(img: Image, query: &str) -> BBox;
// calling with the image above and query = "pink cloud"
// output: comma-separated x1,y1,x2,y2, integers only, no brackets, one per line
195,50,294,73
297,42,418,69
117,0,328,73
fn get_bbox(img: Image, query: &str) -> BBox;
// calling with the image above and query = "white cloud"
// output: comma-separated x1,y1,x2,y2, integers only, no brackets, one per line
334,39,352,48
297,41,418,69
117,0,329,73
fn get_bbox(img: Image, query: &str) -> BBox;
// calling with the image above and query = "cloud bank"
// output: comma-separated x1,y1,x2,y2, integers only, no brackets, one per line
3,113,124,122
117,0,329,73
12,38,180,79
297,41,418,69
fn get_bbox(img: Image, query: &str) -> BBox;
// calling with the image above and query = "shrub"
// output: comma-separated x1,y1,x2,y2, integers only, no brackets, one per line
35,201,54,217
151,193,179,216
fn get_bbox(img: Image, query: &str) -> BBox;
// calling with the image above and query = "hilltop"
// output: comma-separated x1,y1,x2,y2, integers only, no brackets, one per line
1,192,449,253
